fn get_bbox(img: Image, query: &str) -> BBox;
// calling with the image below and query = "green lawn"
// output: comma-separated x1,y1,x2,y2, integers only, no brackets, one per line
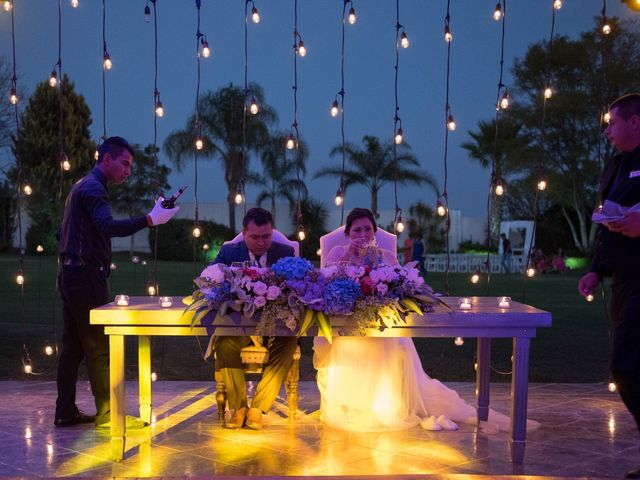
0,251,611,384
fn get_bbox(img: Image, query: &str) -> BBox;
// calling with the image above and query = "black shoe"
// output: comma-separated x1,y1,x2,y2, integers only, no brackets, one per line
54,411,95,427
626,468,640,479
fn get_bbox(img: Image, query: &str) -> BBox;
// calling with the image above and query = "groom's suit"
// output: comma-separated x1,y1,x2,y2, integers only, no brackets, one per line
212,240,298,413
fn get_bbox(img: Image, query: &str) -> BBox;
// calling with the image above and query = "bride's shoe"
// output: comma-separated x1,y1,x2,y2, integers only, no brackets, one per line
419,415,442,431
436,415,459,431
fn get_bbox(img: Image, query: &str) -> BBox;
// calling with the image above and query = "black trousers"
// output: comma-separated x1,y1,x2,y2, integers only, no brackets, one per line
610,271,640,431
55,265,110,424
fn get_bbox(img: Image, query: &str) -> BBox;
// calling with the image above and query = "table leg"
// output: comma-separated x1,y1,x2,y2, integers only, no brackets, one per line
510,336,530,464
476,337,491,422
110,334,126,461
138,335,152,424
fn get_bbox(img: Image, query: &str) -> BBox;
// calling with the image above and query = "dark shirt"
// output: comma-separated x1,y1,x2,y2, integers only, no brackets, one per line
213,240,294,267
58,167,148,272
411,239,424,261
592,145,640,274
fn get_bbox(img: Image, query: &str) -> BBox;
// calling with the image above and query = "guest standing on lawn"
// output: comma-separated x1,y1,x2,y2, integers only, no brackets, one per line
578,93,640,479
55,136,179,428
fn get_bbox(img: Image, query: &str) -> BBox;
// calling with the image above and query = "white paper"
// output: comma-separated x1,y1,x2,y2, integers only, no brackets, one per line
591,200,640,224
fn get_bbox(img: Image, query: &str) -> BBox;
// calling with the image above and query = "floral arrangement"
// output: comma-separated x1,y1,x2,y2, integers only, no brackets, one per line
185,257,444,341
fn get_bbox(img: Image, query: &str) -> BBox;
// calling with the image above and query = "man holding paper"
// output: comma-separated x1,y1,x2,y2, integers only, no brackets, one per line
578,93,640,479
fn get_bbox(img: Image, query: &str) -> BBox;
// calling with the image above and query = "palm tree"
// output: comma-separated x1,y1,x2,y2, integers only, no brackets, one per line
250,131,308,225
314,135,439,218
163,82,277,232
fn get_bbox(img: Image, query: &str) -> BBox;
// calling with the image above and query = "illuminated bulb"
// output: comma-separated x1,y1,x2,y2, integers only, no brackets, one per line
286,135,295,150
147,284,157,296
151,372,158,382
195,138,204,150
297,229,306,241
24,362,32,374
470,273,480,284
297,41,307,57
131,255,140,264
202,243,210,251
192,227,201,238
602,23,611,35
454,337,464,346
61,156,71,171
141,260,147,266
586,293,594,302
330,99,339,117
608,381,617,393
44,342,54,356
234,192,244,204
436,202,447,217
36,245,44,253
94,149,99,160
348,7,356,25
71,0,79,7
500,94,509,110
609,416,615,432
544,87,553,99
401,31,410,48
493,2,502,21
110,262,117,270
526,267,535,277
10,88,18,105
3,1,12,12
249,98,259,115
16,273,24,285
155,100,164,118
603,112,611,123
103,53,112,71
49,70,58,88
251,6,260,23
447,115,456,131
394,128,403,145
23,184,32,196
396,221,405,233
474,362,478,371
202,41,211,58
495,182,504,196
537,179,547,191
144,5,151,22
316,248,322,256
334,189,344,206
553,0,562,9
444,26,452,43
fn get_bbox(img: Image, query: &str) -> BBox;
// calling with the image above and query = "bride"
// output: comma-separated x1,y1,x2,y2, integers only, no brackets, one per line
314,208,512,432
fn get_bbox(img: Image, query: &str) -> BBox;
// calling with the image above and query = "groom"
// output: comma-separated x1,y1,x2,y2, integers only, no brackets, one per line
212,207,298,429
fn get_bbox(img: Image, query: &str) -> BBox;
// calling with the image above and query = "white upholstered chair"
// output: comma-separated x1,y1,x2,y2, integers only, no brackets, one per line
214,229,301,421
319,225,397,267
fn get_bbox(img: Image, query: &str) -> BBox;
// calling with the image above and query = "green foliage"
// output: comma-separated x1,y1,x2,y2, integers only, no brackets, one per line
149,218,235,261
8,75,94,245
406,202,445,253
291,197,329,262
457,240,489,254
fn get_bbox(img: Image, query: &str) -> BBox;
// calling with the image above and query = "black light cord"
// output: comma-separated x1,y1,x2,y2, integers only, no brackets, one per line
392,0,402,232
442,0,453,295
293,0,303,235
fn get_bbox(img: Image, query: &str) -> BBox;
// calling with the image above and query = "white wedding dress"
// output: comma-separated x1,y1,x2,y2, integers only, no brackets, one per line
314,245,518,433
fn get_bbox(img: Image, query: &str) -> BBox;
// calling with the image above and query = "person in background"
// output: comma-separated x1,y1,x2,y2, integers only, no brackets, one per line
499,233,512,274
551,248,567,273
55,136,179,428
411,233,426,276
403,236,413,264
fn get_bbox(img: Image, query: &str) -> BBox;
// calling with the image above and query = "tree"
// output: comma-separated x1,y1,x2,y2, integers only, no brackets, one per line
8,75,94,247
406,201,445,253
291,196,329,261
0,56,14,150
110,145,172,254
163,82,277,232
314,135,439,218
251,131,308,225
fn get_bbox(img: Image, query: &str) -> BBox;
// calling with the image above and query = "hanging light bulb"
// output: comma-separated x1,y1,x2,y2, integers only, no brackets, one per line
526,267,536,277
23,184,32,196
553,0,562,10
144,4,151,22
500,92,510,110
286,134,295,150
201,39,211,58
394,127,404,145
23,360,32,374
195,138,204,150
447,115,457,132
493,2,502,21
49,69,58,88
330,99,339,117
192,227,201,238
297,229,306,241
316,248,322,256
444,25,452,43
401,31,410,48
494,179,504,196
537,179,547,191
9,87,18,105
234,185,244,205
334,188,344,206
249,97,259,115
103,52,112,70
348,6,356,25
602,23,612,35
454,337,464,346
71,0,79,7
36,245,44,253
470,272,480,284
608,381,617,393
544,87,553,99
3,1,12,12
251,6,260,23
147,283,157,296
395,215,405,233
94,149,99,161
436,200,447,217
110,262,117,270
61,154,71,172
155,99,164,118
586,293,595,302
297,40,307,57
151,372,158,382
603,112,611,123
16,272,25,285
44,341,54,356
203,243,210,251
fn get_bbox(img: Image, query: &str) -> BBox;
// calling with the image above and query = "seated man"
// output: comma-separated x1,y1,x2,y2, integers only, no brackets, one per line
213,207,297,430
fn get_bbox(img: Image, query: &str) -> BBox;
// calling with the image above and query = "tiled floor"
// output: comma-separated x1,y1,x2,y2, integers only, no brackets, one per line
0,380,637,478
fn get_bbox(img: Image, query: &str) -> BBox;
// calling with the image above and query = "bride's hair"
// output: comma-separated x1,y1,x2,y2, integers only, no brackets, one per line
345,208,377,235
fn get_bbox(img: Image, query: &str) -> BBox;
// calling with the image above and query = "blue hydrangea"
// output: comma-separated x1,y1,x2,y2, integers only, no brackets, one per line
271,257,314,281
204,282,232,303
323,278,361,315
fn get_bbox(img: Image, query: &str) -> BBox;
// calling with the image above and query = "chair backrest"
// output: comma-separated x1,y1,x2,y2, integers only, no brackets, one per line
223,229,300,257
319,225,397,267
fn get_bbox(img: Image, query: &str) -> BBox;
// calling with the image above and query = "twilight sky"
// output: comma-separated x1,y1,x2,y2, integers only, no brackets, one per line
0,1,636,219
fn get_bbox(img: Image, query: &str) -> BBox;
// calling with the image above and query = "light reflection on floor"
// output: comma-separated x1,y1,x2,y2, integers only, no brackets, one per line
0,380,637,477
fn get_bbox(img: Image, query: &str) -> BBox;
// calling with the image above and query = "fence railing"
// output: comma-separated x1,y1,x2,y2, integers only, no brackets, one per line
423,253,525,274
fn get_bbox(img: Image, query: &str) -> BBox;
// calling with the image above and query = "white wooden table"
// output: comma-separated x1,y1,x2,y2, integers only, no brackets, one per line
90,295,551,463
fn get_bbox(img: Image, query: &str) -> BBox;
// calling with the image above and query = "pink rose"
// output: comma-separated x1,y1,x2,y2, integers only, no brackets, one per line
254,295,267,308
252,281,268,296
266,285,281,300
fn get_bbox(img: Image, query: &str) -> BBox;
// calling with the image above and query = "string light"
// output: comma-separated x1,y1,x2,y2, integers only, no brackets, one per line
147,284,157,296
195,138,204,150
401,31,410,48
500,91,509,109
234,184,244,205
49,69,58,88
155,98,164,118
103,52,112,70
470,271,480,284
94,149,99,160
23,183,32,196
447,114,456,131
9,86,18,105
602,23,611,35
394,127,404,145
71,0,79,7
493,2,502,21
444,25,452,43
192,226,201,238
544,87,553,99
436,199,447,217
249,97,259,115
348,6,357,25
23,359,32,375
603,111,611,123
202,244,210,251
110,262,117,270
3,1,12,12
537,179,547,191
454,337,464,346
16,270,24,285
586,293,594,302
297,40,307,57
144,4,151,22
297,229,306,241
330,98,339,117
553,0,562,9
201,38,211,58
526,267,536,277
44,341,54,356
286,134,295,150
36,245,44,253
251,5,260,23
608,381,617,393
61,153,71,172
151,372,158,382
334,188,344,206
494,179,504,196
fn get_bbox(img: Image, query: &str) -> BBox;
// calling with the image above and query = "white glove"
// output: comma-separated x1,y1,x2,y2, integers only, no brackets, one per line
147,197,179,226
